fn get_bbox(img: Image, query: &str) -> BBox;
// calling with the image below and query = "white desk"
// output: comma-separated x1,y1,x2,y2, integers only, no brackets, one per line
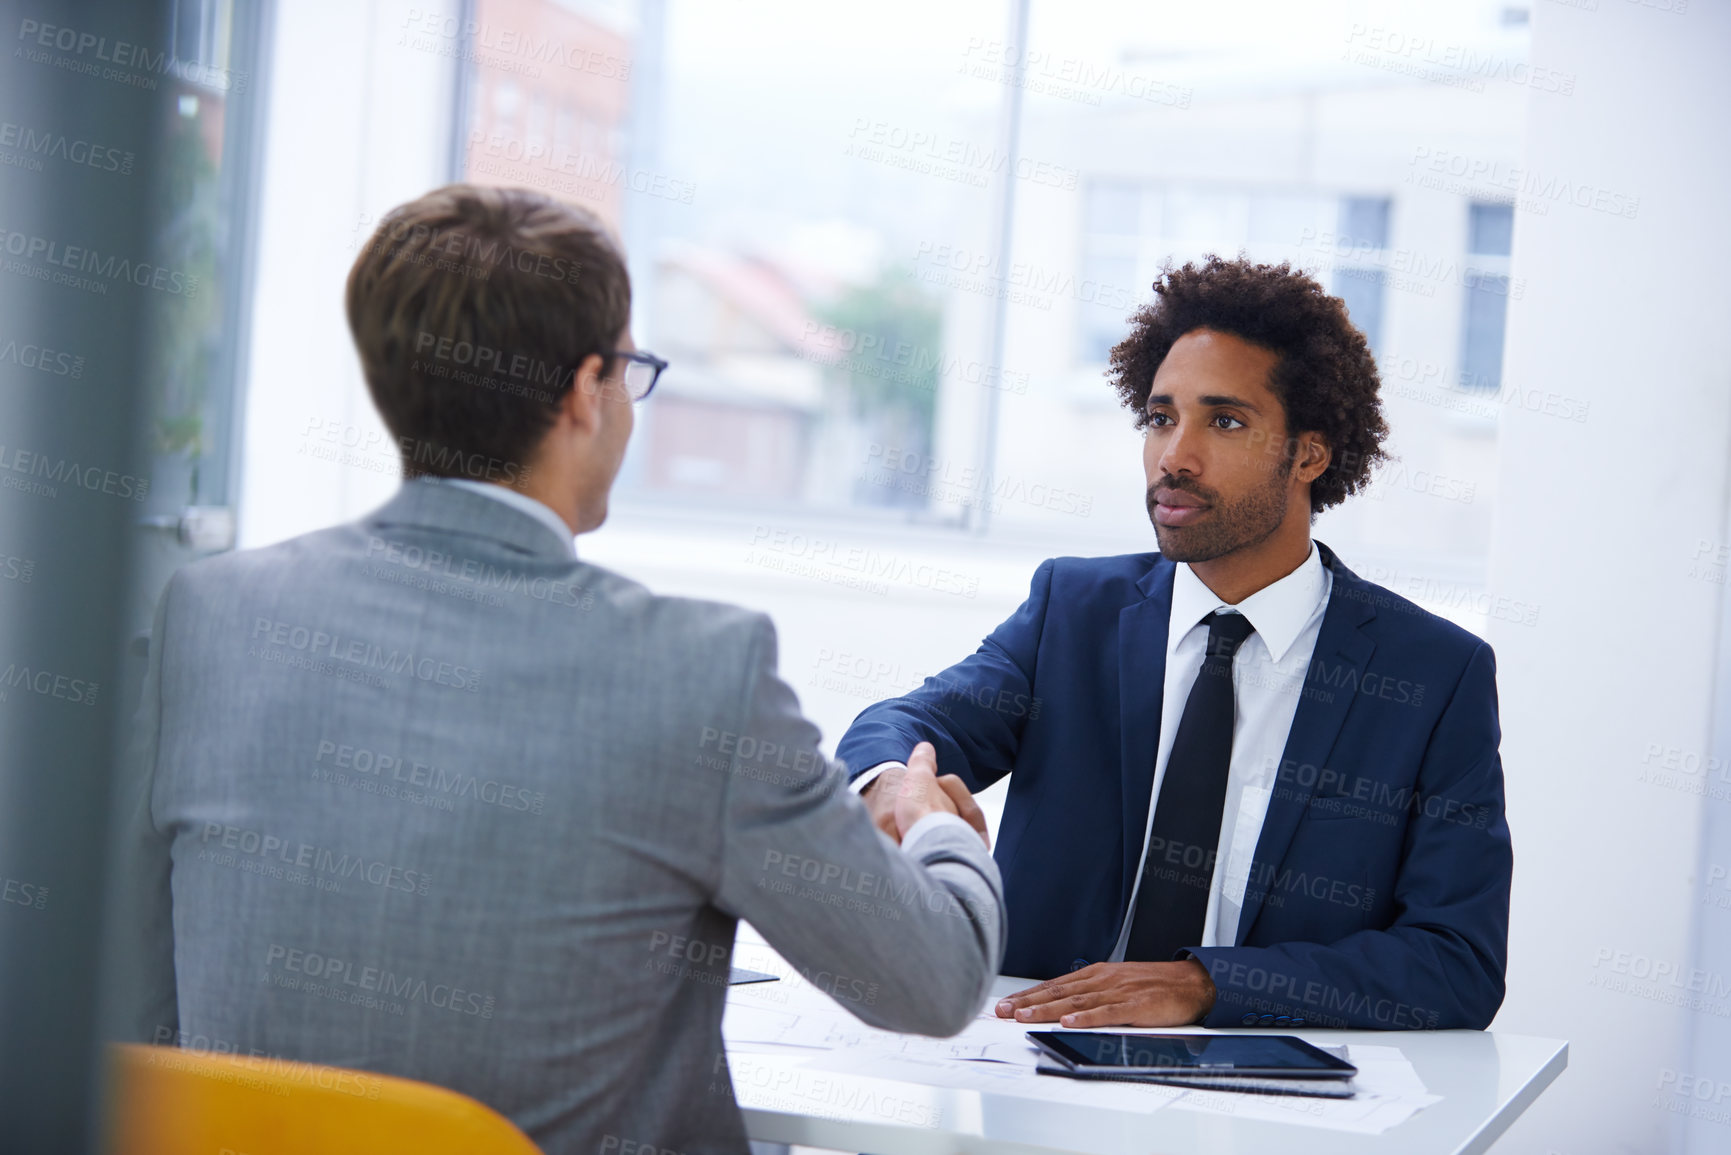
725,944,1565,1155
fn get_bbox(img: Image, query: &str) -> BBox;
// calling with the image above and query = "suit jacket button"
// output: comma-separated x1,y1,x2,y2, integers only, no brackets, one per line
1241,1013,1257,1026
1258,1014,1276,1026
1071,958,1089,970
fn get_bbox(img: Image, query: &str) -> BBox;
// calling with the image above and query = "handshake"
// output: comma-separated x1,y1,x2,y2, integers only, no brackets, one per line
858,741,991,849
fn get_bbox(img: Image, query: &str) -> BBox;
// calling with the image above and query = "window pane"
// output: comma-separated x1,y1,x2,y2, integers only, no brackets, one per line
1468,202,1515,256
1460,272,1511,390
1084,181,1142,238
1335,267,1387,355
1338,196,1392,251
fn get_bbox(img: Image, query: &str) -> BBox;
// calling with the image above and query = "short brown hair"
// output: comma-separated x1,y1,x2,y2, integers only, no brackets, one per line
345,183,631,483
1109,255,1388,514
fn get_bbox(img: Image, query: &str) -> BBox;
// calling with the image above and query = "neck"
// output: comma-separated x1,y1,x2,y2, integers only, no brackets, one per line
1187,513,1314,605
509,471,584,535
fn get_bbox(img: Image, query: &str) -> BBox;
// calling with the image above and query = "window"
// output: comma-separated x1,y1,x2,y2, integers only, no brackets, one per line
1333,197,1392,354
1459,203,1515,390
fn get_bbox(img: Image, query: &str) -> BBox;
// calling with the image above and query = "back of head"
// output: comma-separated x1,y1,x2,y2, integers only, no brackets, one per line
345,184,631,483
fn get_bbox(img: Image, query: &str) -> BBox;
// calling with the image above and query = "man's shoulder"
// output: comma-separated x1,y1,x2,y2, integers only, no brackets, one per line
171,523,771,667
1329,562,1491,666
169,524,357,598
1041,551,1163,597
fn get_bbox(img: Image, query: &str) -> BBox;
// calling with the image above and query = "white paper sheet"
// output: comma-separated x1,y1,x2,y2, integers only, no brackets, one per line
796,1047,1185,1113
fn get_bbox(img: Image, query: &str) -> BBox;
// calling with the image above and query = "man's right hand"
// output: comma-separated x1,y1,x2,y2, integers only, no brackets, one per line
862,743,991,848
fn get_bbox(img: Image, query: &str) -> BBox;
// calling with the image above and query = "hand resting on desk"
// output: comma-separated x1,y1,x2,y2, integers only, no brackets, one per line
994,960,1219,1028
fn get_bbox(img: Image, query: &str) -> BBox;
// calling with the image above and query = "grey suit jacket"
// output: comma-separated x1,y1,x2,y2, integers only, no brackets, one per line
108,480,1005,1154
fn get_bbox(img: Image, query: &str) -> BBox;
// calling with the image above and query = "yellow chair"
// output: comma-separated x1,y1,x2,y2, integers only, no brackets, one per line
106,1043,543,1155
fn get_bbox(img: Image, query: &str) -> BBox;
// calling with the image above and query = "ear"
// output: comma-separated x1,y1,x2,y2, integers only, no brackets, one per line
1294,431,1331,484
561,352,609,434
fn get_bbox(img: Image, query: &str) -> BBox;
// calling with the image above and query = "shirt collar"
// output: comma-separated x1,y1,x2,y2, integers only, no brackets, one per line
434,478,576,560
1167,542,1328,665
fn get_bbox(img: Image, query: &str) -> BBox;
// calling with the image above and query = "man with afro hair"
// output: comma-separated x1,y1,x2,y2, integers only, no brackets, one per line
839,255,1511,1032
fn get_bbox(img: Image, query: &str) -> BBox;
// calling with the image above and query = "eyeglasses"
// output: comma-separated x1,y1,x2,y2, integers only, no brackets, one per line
610,350,667,402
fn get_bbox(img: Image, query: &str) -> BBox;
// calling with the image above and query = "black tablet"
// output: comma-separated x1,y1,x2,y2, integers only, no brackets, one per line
1027,1031,1357,1079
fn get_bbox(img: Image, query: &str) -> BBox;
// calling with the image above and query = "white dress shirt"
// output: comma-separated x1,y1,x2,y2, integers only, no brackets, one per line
1108,544,1332,956
435,477,576,559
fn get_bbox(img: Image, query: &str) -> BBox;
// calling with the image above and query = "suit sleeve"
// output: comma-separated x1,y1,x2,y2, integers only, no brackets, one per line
99,575,179,1045
713,616,1006,1037
1188,641,1512,1031
835,558,1056,792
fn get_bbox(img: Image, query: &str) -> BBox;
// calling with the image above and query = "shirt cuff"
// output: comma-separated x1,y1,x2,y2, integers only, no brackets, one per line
849,761,906,794
898,811,976,852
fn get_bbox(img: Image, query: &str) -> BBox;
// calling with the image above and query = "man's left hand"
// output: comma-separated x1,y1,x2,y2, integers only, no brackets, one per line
993,961,1217,1027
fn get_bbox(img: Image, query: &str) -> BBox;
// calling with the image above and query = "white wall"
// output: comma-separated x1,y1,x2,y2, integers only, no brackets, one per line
1487,2,1731,1153
238,0,462,548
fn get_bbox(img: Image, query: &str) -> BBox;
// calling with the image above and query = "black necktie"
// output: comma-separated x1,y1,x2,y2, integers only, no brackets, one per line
1124,610,1256,962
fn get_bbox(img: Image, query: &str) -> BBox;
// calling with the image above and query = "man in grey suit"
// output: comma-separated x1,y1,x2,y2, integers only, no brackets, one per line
107,184,1004,1154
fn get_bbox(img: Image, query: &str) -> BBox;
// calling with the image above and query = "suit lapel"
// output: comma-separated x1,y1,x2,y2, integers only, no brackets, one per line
1117,560,1176,920
1234,544,1378,945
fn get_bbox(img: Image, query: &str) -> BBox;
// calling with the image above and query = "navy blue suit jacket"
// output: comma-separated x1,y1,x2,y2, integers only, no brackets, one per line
836,543,1511,1030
